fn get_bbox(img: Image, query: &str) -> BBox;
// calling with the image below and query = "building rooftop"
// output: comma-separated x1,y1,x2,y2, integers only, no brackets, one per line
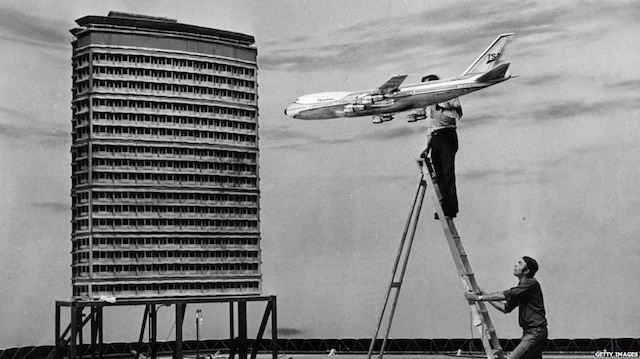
73,11,255,46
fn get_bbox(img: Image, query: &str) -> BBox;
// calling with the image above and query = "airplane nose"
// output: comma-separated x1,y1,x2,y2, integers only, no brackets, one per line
284,103,303,118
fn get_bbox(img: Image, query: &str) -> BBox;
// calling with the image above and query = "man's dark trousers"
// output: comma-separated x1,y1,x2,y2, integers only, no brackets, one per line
430,128,458,217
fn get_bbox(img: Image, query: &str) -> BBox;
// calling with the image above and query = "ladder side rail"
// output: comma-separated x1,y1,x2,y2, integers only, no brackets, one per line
439,219,495,346
447,215,505,359
421,158,505,359
426,180,494,356
421,160,468,277
460,272,497,359
367,175,428,359
377,181,428,359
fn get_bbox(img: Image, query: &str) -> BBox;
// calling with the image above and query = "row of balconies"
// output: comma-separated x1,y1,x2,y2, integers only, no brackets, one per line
78,173,257,189
88,165,255,177
86,219,258,228
73,180,257,191
88,105,256,120
88,71,257,89
72,233,259,247
75,53,256,77
87,54,256,79
72,99,257,122
88,96,256,113
73,156,257,170
72,108,257,125
74,258,259,272
77,143,256,161
74,82,253,98
74,51,256,74
74,115,258,131
89,71,256,92
73,248,259,260
85,212,258,220
72,280,261,299
75,256,260,265
81,74,256,100
87,197,258,207
74,242,260,252
86,86,255,105
78,190,258,205
75,132,257,148
74,61,255,80
73,223,258,233
74,268,260,279
90,153,257,165
73,167,256,178
85,202,258,212
86,122,257,137
72,122,257,141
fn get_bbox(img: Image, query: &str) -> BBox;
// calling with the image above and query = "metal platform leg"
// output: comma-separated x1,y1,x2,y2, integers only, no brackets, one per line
175,302,186,359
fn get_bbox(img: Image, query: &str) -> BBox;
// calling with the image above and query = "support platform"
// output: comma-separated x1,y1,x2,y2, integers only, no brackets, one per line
55,295,277,359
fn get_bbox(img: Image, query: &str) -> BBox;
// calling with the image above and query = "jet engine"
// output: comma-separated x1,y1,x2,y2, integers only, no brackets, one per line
359,94,385,105
407,108,426,122
372,114,393,124
344,104,365,113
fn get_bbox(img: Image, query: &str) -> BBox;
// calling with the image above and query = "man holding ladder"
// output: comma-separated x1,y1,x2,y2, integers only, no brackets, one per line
466,256,548,359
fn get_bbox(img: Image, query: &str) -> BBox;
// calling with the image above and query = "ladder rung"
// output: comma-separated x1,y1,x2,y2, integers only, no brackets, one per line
391,281,401,288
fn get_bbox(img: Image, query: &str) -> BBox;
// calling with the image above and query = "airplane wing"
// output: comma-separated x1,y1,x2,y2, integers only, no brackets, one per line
374,75,408,95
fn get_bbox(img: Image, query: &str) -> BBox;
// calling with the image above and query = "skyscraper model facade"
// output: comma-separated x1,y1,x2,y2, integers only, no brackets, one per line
70,12,261,299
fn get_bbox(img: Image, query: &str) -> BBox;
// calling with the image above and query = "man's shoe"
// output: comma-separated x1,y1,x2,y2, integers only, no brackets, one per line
436,212,458,220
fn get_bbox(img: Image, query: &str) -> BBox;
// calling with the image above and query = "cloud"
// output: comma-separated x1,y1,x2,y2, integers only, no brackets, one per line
261,125,326,146
257,8,451,72
525,100,603,122
258,2,573,74
0,5,71,51
605,78,640,92
460,166,530,185
0,107,68,144
518,73,563,88
459,112,500,128
32,201,69,212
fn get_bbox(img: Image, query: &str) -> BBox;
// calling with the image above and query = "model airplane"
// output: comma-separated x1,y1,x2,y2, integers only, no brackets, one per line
284,33,514,123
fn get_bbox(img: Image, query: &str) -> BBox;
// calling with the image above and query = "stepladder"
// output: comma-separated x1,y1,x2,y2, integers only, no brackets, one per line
367,158,505,359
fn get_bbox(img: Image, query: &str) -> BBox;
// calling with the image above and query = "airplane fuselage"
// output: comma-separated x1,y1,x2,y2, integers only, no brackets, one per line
285,33,515,123
285,75,508,120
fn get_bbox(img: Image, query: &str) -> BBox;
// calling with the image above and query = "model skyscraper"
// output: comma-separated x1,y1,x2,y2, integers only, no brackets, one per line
70,12,261,299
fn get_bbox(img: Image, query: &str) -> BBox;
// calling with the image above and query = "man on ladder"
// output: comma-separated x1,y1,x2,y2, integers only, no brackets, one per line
419,74,463,220
465,256,548,359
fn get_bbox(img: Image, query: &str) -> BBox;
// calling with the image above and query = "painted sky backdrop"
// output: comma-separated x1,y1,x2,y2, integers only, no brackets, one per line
1,0,639,349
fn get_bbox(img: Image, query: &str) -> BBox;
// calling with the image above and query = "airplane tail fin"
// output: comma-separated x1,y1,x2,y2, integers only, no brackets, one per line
476,62,511,82
461,33,514,76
